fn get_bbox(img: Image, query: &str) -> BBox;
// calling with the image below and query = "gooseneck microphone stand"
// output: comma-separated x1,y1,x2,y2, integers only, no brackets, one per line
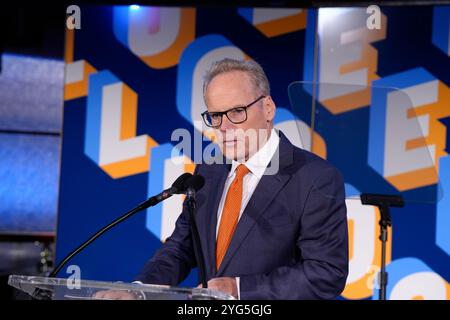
360,193,404,300
184,176,208,289
49,200,152,279
32,173,193,300
33,197,163,300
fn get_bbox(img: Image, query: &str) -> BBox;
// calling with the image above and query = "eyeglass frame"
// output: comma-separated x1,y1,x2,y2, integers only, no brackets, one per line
201,95,266,129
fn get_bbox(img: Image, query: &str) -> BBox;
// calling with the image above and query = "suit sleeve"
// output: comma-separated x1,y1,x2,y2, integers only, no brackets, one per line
134,197,196,285
239,166,349,299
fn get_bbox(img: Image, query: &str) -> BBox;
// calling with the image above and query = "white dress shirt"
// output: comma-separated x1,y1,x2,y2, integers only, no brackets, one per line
215,129,280,299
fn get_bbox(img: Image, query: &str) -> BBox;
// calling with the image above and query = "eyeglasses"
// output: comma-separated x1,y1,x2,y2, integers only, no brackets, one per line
201,95,266,129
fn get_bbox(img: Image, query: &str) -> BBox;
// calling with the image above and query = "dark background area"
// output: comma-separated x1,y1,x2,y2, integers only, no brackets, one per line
2,0,449,60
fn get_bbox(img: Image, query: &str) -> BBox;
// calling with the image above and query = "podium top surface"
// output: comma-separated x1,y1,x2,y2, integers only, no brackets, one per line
8,275,236,300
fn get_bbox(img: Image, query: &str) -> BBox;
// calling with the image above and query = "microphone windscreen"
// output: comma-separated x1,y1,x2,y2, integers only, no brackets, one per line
172,172,193,193
184,175,205,192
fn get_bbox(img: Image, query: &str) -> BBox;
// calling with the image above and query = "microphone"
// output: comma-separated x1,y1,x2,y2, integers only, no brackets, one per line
184,174,205,199
136,172,193,210
47,172,193,280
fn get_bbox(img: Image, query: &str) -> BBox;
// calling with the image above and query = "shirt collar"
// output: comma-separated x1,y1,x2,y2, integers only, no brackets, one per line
229,129,280,179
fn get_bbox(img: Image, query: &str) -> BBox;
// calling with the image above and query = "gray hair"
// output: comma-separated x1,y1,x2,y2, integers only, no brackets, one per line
203,58,271,98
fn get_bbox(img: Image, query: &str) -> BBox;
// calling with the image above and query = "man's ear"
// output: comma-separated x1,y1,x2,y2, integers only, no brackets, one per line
263,96,276,122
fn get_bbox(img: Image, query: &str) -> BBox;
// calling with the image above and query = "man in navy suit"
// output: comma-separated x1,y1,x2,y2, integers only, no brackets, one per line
130,58,349,300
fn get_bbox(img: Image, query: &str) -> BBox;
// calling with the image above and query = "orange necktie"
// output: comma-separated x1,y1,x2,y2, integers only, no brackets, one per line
216,164,250,270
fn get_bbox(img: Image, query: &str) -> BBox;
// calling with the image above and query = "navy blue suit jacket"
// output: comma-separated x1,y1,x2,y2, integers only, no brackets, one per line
136,131,348,299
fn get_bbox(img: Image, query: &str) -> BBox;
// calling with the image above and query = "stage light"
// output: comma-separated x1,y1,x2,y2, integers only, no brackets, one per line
130,5,140,11
318,8,353,30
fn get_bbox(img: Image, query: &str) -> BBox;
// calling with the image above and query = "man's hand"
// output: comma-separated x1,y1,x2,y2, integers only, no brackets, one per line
92,290,141,300
198,277,238,299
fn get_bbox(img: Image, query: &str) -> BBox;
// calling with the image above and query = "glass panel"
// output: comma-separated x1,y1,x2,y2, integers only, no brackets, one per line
8,275,235,300
288,81,442,204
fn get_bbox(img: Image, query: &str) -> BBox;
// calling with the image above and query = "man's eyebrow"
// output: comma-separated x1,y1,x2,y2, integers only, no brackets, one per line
211,104,247,113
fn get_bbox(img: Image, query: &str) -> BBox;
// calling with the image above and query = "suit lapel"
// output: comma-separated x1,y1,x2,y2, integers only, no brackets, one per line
202,164,229,278
216,132,295,276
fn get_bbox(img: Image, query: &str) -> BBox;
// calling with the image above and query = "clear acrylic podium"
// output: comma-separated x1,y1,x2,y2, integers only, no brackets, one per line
8,275,235,300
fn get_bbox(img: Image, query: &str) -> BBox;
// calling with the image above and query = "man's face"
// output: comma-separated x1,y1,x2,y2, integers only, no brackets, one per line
204,71,275,161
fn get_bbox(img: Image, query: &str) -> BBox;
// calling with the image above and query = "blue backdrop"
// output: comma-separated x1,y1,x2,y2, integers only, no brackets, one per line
56,5,450,299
